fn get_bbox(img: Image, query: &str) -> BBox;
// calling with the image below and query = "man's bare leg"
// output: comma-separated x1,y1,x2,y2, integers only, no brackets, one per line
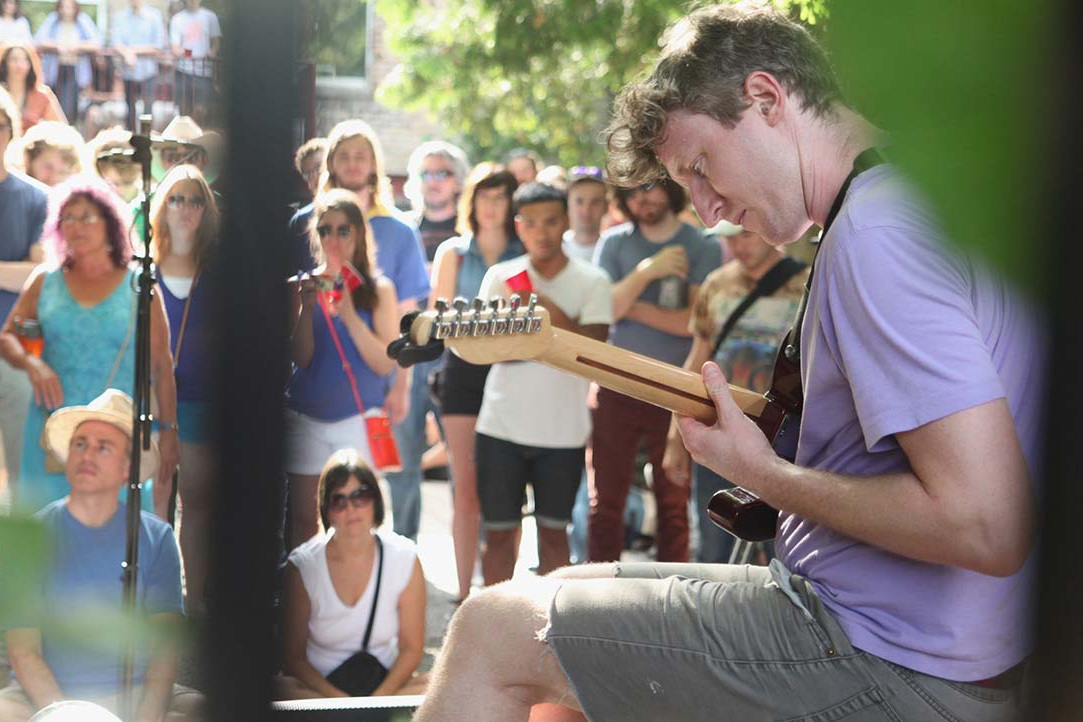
415,576,586,722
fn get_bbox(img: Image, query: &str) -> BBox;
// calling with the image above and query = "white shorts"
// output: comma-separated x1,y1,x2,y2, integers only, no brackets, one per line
283,408,374,476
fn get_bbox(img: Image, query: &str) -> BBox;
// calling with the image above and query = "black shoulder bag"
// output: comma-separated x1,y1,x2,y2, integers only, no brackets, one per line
709,256,808,361
325,535,390,696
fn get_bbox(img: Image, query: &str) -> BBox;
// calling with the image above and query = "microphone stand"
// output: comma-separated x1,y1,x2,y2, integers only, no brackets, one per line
120,114,155,722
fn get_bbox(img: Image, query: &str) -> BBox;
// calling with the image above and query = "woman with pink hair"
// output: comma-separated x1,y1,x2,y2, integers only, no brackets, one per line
0,174,178,512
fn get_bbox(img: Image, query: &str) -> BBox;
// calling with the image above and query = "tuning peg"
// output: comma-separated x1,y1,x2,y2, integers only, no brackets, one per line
435,298,449,314
453,297,468,313
526,293,537,315
472,297,485,313
508,295,521,313
489,296,504,312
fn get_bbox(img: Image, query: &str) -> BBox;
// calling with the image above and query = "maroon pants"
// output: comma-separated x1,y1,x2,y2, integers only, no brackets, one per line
588,388,690,562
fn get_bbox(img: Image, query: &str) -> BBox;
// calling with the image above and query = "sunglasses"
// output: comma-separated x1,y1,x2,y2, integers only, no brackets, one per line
167,194,207,210
569,165,604,180
317,223,353,239
328,486,377,513
420,169,453,181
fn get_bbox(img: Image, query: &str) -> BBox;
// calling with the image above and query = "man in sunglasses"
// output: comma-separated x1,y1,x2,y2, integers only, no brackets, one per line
405,141,470,264
418,4,1040,721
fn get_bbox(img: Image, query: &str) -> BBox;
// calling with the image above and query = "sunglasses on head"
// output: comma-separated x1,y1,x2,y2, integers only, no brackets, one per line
328,486,377,513
569,165,604,180
167,194,207,210
317,223,353,239
421,169,453,181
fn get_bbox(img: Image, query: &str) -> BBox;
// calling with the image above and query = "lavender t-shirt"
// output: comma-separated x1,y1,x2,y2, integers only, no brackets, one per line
776,165,1045,681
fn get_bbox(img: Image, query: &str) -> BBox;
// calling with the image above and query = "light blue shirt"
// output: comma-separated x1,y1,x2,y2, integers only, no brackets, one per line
110,5,166,82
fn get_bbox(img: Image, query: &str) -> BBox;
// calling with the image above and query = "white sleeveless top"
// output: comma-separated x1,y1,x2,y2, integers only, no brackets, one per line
288,528,418,675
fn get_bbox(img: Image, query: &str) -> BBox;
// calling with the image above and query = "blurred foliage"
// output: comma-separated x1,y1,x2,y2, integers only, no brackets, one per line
829,0,1050,292
0,517,47,631
299,0,368,77
376,0,826,166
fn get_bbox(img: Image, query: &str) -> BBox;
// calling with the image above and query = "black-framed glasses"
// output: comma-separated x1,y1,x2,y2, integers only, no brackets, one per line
569,165,604,180
328,487,377,513
316,223,353,239
420,169,453,181
167,194,207,210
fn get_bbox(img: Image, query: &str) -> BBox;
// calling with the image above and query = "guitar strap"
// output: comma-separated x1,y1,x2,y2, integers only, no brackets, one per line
709,256,808,362
782,147,888,366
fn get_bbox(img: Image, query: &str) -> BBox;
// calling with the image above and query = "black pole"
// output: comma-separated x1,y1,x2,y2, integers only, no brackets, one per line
204,0,295,719
120,114,156,722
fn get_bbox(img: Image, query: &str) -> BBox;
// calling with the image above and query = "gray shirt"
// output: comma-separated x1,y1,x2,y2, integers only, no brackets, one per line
595,221,720,367
0,171,48,322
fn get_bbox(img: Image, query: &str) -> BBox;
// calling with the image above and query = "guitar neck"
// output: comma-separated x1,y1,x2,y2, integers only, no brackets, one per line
538,328,767,424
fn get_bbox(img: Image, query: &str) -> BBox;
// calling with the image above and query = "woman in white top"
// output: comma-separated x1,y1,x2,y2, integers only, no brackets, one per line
279,449,426,698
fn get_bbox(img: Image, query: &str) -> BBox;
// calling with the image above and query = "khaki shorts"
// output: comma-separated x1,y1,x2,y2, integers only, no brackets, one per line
545,560,1026,722
0,681,201,719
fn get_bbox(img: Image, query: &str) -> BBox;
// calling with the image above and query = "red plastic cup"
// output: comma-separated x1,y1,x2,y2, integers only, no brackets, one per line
505,269,533,293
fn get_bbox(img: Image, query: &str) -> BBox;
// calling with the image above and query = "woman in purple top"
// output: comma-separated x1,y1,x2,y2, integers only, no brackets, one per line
150,162,217,615
286,189,398,549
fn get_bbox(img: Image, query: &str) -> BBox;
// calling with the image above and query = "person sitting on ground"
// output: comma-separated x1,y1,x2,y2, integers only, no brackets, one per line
277,449,426,699
0,389,203,721
5,120,82,187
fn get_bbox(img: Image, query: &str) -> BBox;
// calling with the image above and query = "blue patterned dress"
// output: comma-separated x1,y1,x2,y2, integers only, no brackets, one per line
16,267,153,513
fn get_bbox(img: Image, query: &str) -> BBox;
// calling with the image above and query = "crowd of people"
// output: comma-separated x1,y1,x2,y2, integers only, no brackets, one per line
0,2,1041,720
1,0,221,134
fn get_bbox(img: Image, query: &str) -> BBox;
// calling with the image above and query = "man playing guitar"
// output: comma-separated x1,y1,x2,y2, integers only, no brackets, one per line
414,5,1042,721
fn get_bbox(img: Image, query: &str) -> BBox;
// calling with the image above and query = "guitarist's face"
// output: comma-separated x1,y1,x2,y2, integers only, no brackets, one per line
516,200,568,265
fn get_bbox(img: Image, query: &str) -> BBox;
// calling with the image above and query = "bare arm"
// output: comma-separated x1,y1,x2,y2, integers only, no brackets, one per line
135,613,182,722
679,363,1037,577
624,297,695,337
428,242,459,308
6,628,63,710
0,270,64,410
610,245,688,320
337,279,398,377
663,333,713,486
371,558,426,696
288,278,315,369
41,89,66,124
280,563,348,698
0,244,44,294
149,291,179,487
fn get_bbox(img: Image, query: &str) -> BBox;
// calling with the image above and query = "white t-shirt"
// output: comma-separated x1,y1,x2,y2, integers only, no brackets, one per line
288,528,418,675
475,255,612,448
169,7,221,76
561,230,598,264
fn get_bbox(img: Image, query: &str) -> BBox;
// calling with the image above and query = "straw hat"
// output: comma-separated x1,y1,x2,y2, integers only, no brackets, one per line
43,389,159,473
152,115,210,149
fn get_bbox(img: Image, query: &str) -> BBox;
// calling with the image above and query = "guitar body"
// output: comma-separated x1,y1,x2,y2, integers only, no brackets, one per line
388,298,803,542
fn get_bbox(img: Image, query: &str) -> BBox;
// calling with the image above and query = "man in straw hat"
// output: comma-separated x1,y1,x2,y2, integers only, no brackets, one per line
0,389,202,721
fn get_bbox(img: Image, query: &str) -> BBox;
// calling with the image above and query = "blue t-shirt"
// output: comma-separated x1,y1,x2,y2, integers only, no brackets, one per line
286,302,387,421
289,204,431,305
0,171,48,322
12,500,183,697
595,222,720,367
109,5,167,82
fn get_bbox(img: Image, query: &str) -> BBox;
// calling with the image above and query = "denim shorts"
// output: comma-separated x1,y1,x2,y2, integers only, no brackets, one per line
476,433,584,530
544,560,1026,722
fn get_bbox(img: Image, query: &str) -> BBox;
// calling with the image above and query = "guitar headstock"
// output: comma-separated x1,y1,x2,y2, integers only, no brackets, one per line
387,294,553,367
